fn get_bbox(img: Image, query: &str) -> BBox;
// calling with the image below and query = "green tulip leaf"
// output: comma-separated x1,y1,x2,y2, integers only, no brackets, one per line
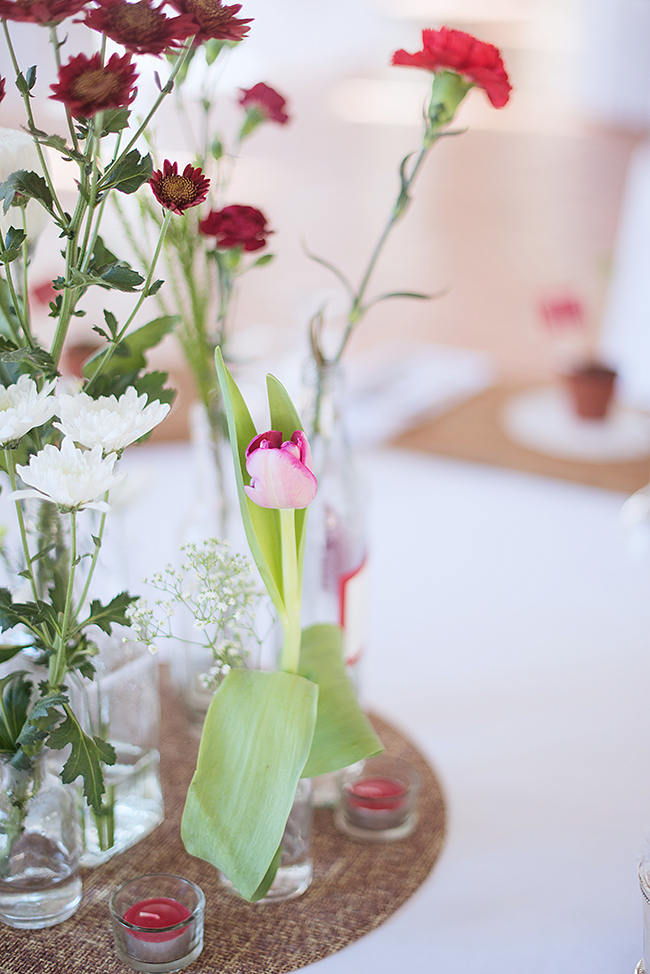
181,668,318,901
214,348,285,616
299,623,383,778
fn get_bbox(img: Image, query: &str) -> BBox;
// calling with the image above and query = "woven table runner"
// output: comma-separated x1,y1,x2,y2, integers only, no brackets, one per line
394,382,650,494
2,669,446,973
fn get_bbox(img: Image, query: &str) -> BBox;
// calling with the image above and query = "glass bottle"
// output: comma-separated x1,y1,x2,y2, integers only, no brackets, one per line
0,752,82,929
302,360,369,690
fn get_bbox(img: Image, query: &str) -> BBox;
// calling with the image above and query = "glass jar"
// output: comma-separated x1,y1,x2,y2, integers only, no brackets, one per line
0,752,82,929
70,629,163,867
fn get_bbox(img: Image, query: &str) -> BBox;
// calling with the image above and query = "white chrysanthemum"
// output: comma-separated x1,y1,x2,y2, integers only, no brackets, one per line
11,437,124,511
0,128,50,242
0,375,57,445
54,386,170,453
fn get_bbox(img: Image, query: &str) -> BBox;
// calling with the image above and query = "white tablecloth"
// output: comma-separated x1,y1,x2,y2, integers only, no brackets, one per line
119,444,650,973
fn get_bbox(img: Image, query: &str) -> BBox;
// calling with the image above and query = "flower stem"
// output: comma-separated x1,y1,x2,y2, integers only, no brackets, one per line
4,449,38,602
75,496,108,616
279,508,301,674
49,509,77,689
84,208,173,391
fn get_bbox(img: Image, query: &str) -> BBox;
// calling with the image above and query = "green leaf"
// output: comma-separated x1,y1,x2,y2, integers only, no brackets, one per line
101,150,153,195
0,643,29,664
0,226,27,264
83,315,178,380
16,692,66,756
214,348,285,617
299,623,383,777
48,707,115,812
367,290,431,306
0,343,57,378
0,170,54,216
181,669,318,901
15,65,36,97
250,845,283,902
252,253,274,268
84,591,137,634
133,370,175,406
99,108,131,136
0,671,31,754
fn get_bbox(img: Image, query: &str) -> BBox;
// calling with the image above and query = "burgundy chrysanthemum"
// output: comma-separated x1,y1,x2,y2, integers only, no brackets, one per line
238,83,289,125
50,52,138,119
392,26,511,109
149,160,210,215
0,77,5,105
83,0,196,56
0,0,88,23
199,204,271,252
170,0,251,43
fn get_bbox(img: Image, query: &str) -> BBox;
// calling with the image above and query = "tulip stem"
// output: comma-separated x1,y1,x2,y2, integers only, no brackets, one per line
279,508,301,674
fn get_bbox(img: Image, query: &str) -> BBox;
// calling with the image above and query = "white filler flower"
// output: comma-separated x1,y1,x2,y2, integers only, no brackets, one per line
12,438,124,511
55,386,170,453
0,375,57,445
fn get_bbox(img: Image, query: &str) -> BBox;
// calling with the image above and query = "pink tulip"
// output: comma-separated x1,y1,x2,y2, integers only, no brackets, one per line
244,430,318,509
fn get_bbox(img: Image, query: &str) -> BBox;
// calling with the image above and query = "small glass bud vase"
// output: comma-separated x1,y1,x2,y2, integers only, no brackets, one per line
220,778,313,903
70,629,163,867
0,752,82,929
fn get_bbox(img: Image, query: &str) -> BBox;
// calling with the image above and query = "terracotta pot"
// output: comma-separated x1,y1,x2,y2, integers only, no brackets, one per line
563,363,617,420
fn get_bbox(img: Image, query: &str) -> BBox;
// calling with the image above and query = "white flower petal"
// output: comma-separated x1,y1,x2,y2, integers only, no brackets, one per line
55,386,170,453
14,437,124,509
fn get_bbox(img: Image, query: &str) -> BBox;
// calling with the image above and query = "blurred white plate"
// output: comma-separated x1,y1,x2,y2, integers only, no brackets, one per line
502,386,650,462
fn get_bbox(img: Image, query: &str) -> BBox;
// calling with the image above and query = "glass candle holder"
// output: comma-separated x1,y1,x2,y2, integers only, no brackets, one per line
335,755,420,841
110,874,205,973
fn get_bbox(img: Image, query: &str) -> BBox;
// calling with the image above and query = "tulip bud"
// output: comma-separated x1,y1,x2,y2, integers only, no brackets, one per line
244,430,317,510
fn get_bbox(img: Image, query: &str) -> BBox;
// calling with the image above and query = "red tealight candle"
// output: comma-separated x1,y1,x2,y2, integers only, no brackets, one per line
348,776,407,811
124,897,191,943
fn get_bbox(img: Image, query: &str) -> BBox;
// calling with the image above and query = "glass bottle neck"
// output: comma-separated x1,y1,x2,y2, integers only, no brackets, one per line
303,361,348,443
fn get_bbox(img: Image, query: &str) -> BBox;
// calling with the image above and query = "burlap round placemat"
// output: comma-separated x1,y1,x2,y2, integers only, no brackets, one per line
2,670,446,973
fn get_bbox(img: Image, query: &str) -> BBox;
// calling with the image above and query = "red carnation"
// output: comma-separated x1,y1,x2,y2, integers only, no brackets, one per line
0,0,88,23
199,204,271,252
0,77,5,105
392,26,511,109
50,52,138,119
83,0,196,56
170,0,250,43
150,160,210,215
238,83,289,125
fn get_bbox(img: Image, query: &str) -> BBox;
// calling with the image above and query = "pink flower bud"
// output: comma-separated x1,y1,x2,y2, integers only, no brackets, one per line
244,430,317,509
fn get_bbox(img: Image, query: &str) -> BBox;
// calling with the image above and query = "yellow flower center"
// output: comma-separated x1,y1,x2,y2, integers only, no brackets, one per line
111,1,161,35
71,70,121,103
160,174,197,206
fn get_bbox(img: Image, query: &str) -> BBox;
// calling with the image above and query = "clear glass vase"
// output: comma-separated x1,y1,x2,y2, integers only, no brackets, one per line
302,361,369,807
220,778,313,903
70,630,163,867
0,752,82,929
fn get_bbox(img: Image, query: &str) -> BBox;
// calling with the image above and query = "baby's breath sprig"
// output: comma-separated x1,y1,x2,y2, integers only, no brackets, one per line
129,538,264,689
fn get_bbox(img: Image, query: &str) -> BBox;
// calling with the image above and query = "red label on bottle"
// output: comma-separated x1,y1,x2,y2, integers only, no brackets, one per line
339,557,368,666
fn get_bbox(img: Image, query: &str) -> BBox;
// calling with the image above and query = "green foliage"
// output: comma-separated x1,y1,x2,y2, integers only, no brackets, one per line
298,624,382,777
48,707,115,812
83,314,177,381
98,108,131,137
0,226,27,264
0,672,32,755
16,691,67,759
15,65,36,97
84,591,137,634
181,669,318,900
100,150,153,196
0,170,55,218
0,339,57,379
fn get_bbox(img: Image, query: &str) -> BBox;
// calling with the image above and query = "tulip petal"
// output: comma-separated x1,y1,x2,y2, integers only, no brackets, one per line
246,444,317,509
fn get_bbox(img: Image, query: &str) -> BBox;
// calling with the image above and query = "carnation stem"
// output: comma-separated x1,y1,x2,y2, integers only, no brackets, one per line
279,508,301,674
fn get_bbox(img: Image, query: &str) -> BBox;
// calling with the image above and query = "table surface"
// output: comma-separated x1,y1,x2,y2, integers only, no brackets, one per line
108,442,650,973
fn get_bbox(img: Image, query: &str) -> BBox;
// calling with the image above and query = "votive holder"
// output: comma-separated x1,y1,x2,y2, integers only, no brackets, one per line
334,755,419,841
110,874,205,973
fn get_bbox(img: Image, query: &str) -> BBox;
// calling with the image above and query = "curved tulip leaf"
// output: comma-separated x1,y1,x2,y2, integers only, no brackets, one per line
266,373,308,571
214,348,285,615
299,623,383,778
181,668,318,901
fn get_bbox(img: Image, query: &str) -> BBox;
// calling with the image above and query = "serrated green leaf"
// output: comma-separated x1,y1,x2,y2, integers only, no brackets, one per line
214,348,285,617
133,371,175,406
48,707,115,811
181,669,318,900
101,150,153,195
99,108,131,136
85,591,137,634
0,170,54,216
16,692,66,756
0,344,57,378
83,315,178,381
299,623,383,777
